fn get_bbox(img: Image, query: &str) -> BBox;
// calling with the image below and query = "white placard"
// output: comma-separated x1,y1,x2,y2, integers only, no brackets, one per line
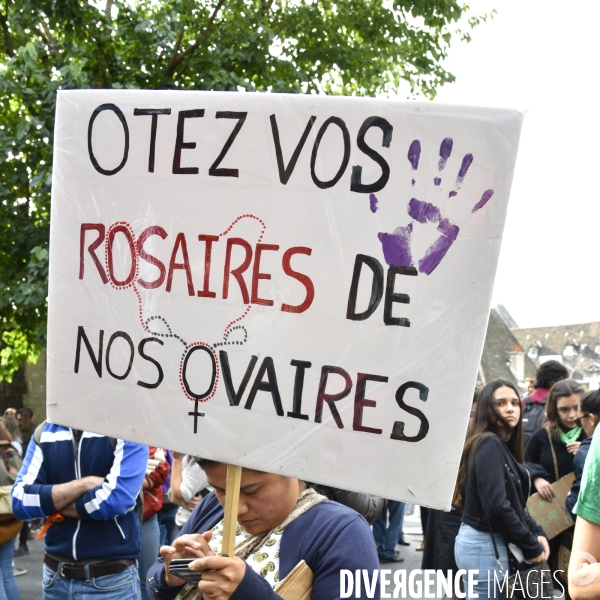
47,90,522,508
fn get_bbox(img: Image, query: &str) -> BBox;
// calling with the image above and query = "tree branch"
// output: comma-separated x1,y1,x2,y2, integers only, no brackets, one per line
171,29,184,59
39,20,60,60
0,10,14,57
105,0,114,19
165,0,226,79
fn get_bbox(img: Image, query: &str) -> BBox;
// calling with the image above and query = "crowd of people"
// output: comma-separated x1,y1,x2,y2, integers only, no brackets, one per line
0,359,598,599
0,406,39,589
421,360,600,599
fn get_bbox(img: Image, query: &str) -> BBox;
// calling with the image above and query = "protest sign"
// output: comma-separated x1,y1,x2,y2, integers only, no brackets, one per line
527,472,575,539
47,91,522,509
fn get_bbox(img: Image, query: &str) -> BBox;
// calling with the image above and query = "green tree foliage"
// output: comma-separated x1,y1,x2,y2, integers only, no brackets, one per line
0,0,486,380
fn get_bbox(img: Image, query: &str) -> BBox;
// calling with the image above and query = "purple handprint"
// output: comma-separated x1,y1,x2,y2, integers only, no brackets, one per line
372,137,494,275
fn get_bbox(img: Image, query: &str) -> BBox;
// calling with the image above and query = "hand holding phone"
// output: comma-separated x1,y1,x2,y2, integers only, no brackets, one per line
167,558,209,585
160,531,213,587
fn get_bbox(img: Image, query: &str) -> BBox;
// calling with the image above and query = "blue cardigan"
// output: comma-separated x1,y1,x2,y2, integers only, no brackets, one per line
565,436,592,518
147,492,380,599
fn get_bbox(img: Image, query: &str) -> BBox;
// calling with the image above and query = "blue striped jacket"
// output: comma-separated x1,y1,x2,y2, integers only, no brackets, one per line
11,422,148,561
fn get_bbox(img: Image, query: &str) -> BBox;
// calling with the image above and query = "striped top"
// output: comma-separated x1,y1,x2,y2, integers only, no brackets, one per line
11,422,147,561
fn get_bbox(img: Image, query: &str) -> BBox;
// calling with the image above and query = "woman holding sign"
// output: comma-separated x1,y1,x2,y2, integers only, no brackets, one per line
146,461,379,599
525,380,586,497
453,379,549,599
525,379,586,585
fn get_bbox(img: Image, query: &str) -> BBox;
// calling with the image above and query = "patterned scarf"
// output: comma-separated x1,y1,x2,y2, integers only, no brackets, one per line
177,487,327,600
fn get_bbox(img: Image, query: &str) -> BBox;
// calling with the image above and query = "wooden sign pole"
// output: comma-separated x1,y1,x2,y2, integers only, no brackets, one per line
221,464,243,557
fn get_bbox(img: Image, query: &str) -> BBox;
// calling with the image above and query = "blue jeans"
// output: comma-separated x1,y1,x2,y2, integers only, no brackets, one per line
140,515,160,600
373,500,405,559
454,523,510,600
157,503,179,547
42,563,140,599
0,537,19,600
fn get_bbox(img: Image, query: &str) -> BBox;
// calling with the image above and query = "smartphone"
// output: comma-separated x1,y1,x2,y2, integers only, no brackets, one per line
167,558,206,584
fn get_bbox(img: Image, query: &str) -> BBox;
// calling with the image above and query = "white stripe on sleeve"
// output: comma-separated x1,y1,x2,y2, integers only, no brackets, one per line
83,439,125,515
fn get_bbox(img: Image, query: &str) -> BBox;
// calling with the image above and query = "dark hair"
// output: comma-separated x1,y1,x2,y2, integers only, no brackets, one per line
453,379,524,506
544,379,584,442
196,459,267,477
535,360,569,390
20,407,34,420
580,389,600,417
196,458,217,470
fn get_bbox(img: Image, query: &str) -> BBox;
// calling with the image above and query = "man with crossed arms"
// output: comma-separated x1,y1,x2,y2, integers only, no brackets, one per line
12,422,147,599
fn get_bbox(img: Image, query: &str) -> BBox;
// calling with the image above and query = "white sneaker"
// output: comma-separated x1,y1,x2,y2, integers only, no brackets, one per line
13,567,27,577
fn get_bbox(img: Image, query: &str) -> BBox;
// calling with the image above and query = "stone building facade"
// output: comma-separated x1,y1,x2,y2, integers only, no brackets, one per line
0,349,46,421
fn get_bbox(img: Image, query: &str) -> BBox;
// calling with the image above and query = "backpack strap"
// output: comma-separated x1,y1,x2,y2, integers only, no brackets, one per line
33,420,48,446
546,428,560,481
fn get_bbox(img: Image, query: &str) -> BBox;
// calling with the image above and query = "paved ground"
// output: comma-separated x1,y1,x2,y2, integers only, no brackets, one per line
13,532,44,599
13,508,564,599
378,507,428,598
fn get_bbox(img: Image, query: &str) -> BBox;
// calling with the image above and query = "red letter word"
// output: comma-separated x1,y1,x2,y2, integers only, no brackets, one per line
107,224,137,287
251,243,279,306
223,238,253,303
166,233,195,296
197,235,219,298
79,224,108,283
281,247,314,313
137,226,167,289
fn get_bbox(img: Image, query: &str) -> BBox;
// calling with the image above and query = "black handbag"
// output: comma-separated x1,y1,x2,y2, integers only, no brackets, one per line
484,455,554,599
487,521,554,599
